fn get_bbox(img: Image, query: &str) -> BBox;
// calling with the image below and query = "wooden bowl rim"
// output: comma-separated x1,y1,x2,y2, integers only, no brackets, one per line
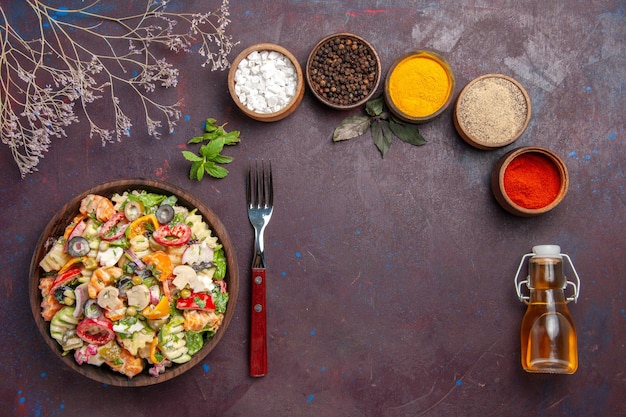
28,178,239,387
492,146,569,216
305,32,381,110
383,49,456,124
227,42,304,122
454,73,532,150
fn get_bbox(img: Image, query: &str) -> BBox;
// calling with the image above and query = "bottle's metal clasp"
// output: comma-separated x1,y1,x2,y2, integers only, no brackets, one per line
562,254,581,303
514,252,581,304
514,253,534,304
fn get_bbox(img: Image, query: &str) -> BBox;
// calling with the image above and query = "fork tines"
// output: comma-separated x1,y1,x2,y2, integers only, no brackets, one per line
248,160,273,208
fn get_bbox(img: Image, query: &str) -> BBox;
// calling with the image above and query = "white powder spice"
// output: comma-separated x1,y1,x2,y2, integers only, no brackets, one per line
456,76,529,146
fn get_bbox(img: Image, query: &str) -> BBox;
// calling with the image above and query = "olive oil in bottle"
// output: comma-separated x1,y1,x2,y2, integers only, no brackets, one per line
515,245,581,374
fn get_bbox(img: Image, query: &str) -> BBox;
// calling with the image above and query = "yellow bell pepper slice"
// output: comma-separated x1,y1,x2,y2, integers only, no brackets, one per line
142,296,170,320
142,251,173,281
58,255,99,275
149,337,165,364
126,214,159,239
58,256,86,274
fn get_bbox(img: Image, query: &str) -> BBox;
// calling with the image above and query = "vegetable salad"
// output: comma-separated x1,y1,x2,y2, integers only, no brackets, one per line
38,190,229,378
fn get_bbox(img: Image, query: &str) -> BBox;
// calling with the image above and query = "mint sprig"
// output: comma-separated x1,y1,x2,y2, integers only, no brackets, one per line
332,96,426,158
183,118,240,180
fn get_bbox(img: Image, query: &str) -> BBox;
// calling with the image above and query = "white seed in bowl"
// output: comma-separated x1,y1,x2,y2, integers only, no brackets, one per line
234,50,298,114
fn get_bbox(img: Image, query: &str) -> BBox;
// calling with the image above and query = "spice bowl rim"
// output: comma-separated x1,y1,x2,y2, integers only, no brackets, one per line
454,73,531,150
491,146,569,217
227,42,304,122
305,32,382,110
383,49,456,124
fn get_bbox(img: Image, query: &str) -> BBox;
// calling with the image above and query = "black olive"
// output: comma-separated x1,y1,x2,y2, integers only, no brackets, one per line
137,268,151,279
54,285,71,303
191,261,213,272
116,276,133,297
126,262,151,278
155,204,175,224
67,236,90,257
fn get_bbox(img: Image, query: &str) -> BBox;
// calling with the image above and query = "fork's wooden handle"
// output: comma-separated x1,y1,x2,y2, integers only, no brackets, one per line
250,267,267,377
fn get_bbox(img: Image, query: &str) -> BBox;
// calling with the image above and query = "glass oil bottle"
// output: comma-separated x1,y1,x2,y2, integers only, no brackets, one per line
514,245,581,374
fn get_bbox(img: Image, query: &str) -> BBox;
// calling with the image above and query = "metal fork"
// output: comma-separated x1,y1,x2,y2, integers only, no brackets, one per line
247,160,273,377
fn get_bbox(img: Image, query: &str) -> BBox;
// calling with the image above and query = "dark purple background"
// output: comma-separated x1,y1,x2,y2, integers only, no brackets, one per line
1,1,623,416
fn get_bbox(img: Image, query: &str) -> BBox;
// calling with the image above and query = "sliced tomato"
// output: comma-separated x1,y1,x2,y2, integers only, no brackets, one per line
99,212,128,241
153,224,192,247
76,317,115,346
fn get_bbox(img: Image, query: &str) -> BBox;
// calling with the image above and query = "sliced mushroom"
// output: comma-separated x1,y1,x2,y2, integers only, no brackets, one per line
97,286,124,311
172,265,197,290
126,284,151,310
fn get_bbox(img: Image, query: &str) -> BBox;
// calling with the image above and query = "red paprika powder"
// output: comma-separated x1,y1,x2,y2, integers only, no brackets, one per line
503,152,561,209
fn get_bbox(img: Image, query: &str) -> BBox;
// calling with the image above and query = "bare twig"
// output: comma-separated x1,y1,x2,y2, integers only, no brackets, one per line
0,0,235,177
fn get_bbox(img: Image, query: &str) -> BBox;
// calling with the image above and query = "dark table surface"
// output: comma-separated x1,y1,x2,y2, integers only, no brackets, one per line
1,1,624,416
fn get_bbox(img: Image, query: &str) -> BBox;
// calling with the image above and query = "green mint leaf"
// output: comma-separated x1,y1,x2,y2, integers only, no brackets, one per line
333,115,371,142
389,118,427,146
205,163,229,179
371,119,393,158
199,143,217,159
184,118,239,180
195,163,206,181
199,137,225,159
188,136,205,144
182,151,204,162
365,96,385,117
222,131,241,145
212,154,234,164
202,132,219,140
189,160,203,180
204,118,217,129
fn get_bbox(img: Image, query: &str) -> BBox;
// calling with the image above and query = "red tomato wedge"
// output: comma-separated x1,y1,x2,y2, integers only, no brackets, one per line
76,317,115,346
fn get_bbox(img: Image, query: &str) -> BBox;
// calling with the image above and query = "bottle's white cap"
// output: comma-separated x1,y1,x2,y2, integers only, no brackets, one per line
532,245,562,258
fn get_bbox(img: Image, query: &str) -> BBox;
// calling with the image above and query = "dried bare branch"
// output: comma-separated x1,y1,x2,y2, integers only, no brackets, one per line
0,0,236,177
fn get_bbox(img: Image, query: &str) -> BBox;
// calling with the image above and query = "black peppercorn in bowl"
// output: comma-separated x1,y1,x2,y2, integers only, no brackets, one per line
306,33,381,110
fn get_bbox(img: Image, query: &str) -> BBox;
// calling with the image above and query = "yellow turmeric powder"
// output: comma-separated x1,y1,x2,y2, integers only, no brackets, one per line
387,52,453,118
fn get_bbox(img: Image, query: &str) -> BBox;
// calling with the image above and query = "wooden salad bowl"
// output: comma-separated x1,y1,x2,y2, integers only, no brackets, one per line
29,179,239,387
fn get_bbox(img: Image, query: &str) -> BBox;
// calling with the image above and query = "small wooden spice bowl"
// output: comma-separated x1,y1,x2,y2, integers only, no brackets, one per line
384,50,455,124
491,146,569,217
228,43,304,122
454,74,531,149
306,33,381,110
